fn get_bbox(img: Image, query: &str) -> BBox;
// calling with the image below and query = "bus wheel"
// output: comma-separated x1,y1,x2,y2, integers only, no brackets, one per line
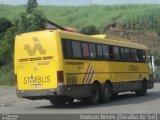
87,83,100,105
49,96,66,106
66,97,74,104
135,80,147,96
101,83,111,103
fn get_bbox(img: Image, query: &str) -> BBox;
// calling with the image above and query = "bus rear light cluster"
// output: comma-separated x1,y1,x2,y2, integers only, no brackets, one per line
57,71,64,84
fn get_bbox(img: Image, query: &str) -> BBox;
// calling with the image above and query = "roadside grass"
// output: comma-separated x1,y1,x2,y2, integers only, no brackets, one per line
0,66,14,86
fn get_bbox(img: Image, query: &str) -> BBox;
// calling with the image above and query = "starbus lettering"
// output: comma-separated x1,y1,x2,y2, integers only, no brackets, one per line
128,64,138,71
24,75,50,84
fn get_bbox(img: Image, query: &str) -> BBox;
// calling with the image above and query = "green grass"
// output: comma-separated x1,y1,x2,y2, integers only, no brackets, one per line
0,4,160,30
0,66,14,86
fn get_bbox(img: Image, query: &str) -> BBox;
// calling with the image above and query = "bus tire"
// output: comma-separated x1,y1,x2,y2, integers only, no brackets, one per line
87,83,100,105
49,96,66,106
135,80,147,96
66,97,74,104
101,83,111,103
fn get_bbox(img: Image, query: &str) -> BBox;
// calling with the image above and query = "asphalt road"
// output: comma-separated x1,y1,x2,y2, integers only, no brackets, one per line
0,83,160,114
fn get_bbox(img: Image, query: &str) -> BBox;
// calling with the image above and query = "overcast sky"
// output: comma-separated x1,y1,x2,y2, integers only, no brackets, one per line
0,0,160,5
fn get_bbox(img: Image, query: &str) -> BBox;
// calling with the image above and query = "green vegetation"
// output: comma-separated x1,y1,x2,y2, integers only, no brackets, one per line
0,4,160,31
0,4,160,85
79,25,100,35
0,66,14,86
26,0,38,13
0,0,46,86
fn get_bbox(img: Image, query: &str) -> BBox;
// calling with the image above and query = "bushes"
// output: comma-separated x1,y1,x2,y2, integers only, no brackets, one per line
79,25,100,35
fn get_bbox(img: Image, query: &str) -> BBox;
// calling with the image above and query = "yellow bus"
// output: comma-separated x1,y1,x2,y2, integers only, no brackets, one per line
14,30,154,105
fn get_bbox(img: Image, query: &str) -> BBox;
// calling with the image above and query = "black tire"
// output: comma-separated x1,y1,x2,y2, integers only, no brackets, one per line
135,80,147,96
66,98,74,104
100,83,111,103
49,96,66,106
86,83,100,105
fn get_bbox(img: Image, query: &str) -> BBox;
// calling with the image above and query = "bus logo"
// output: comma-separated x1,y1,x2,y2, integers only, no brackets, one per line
24,37,46,56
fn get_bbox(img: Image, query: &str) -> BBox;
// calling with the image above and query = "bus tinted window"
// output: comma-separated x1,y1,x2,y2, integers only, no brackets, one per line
97,44,103,59
63,40,72,58
142,50,146,62
125,48,130,61
131,49,139,61
82,43,89,58
113,46,120,60
138,50,146,62
120,47,125,60
72,41,82,58
102,45,109,59
89,43,97,59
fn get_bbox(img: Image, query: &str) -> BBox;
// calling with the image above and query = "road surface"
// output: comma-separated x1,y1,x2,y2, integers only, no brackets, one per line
0,83,160,114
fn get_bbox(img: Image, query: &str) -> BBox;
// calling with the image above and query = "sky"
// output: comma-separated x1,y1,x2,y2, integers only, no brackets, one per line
0,0,160,5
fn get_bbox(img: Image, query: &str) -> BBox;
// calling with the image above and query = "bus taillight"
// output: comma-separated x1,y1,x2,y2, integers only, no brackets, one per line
57,71,64,83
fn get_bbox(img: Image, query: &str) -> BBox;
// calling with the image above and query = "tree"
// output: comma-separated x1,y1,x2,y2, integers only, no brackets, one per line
0,17,12,40
26,0,38,13
17,10,46,33
79,25,100,35
0,26,17,65
0,17,12,33
18,0,46,33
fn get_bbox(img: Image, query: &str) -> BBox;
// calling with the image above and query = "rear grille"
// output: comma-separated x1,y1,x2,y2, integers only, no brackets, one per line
67,76,77,85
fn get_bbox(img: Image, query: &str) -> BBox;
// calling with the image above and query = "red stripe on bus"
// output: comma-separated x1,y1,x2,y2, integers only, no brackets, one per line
83,64,91,83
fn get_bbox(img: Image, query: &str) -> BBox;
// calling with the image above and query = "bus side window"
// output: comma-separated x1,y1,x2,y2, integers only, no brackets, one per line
138,50,146,62
131,49,139,62
72,41,82,58
89,43,97,59
102,45,109,60
120,47,125,61
147,51,152,68
142,50,146,62
124,48,131,61
82,43,89,59
62,40,73,58
113,46,120,60
97,44,103,59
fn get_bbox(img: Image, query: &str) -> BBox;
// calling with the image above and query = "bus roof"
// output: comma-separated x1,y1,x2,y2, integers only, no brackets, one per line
57,30,149,50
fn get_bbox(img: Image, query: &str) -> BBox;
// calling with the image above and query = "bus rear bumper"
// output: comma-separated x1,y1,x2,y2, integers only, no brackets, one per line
16,89,59,100
16,84,92,100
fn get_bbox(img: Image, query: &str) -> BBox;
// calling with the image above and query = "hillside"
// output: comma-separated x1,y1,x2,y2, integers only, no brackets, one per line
0,4,160,54
0,4,160,28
